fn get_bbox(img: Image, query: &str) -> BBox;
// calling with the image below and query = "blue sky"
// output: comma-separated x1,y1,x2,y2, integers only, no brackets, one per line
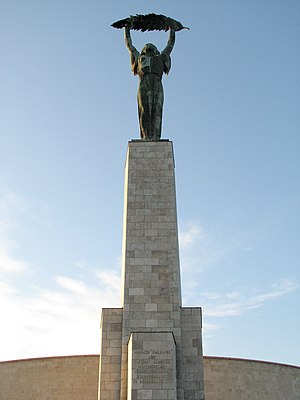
1,0,299,365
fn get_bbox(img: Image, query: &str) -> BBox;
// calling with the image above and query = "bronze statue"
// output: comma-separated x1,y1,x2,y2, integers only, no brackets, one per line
112,14,189,140
124,26,175,140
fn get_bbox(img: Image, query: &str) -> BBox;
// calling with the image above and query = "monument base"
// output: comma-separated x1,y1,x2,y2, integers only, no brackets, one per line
98,308,122,399
128,332,177,399
98,142,205,400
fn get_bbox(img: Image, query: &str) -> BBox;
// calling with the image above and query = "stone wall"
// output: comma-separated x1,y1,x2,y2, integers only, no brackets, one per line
203,357,300,400
0,355,299,399
0,355,99,400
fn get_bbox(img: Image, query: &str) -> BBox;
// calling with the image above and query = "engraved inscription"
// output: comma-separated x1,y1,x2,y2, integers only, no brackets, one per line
128,332,177,394
133,350,173,385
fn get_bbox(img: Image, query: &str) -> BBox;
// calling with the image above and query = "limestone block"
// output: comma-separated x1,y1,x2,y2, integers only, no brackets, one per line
181,307,205,400
120,141,184,398
2,356,299,399
127,332,177,400
98,308,123,400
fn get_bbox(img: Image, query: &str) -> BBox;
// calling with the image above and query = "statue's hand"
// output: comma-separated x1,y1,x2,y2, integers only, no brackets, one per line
125,19,133,29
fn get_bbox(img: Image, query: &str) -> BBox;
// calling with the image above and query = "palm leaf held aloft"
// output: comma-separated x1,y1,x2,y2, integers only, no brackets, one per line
111,13,189,32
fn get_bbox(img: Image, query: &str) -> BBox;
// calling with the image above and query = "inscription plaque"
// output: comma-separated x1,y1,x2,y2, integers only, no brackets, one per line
134,349,172,385
128,332,177,399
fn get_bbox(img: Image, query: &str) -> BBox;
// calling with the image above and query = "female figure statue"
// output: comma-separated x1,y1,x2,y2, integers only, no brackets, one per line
124,26,175,140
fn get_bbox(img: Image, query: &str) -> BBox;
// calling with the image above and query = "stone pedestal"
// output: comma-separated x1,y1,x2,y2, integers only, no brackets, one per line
128,332,177,399
98,141,205,400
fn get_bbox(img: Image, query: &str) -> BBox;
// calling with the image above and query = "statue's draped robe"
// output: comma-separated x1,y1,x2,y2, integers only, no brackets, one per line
130,49,171,140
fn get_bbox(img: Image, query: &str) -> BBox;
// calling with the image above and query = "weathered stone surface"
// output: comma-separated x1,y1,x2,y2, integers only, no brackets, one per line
98,141,205,399
181,307,205,399
128,332,177,399
119,141,185,399
204,357,300,400
1,356,299,400
0,355,99,400
98,308,122,399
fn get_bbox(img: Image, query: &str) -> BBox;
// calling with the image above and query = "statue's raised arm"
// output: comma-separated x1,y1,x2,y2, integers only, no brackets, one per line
112,14,189,141
162,29,175,57
161,29,175,75
124,26,140,75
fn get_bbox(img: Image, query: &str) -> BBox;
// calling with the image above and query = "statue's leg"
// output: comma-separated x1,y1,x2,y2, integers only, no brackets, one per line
138,77,153,140
138,99,146,139
152,82,164,141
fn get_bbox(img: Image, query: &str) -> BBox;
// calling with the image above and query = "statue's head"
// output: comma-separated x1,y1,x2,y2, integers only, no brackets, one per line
141,43,160,56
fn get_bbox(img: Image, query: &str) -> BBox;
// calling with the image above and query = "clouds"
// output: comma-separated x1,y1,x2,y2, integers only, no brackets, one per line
0,185,298,363
0,267,121,361
0,238,30,274
0,183,50,276
202,279,298,318
0,184,121,361
178,221,299,343
179,222,206,250
179,222,219,275
0,185,30,274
